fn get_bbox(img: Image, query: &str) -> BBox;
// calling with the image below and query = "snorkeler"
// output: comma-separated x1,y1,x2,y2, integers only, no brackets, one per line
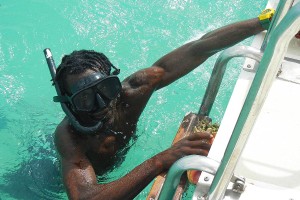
46,9,274,200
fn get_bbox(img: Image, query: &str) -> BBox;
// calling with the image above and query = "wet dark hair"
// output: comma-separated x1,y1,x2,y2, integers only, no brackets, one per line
55,50,118,95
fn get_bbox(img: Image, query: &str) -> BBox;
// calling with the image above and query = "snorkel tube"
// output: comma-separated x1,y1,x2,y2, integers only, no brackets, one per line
43,48,103,134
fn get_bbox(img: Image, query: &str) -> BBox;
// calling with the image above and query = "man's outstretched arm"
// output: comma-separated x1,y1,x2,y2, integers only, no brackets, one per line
153,18,264,89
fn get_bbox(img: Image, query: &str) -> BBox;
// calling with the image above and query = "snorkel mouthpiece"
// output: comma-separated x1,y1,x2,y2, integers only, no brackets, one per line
43,48,103,134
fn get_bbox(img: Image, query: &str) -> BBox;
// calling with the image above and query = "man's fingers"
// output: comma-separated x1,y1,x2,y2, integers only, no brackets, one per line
186,132,213,141
187,140,211,150
188,148,209,156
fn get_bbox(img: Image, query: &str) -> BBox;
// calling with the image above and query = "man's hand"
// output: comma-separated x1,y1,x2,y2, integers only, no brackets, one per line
155,131,213,171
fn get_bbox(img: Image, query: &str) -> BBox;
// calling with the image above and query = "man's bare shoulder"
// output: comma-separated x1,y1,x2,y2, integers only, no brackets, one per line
122,66,165,89
118,66,165,121
120,66,165,104
54,118,85,160
54,117,72,143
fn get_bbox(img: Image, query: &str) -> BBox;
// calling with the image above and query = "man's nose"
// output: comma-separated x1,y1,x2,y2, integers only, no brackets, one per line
96,93,107,109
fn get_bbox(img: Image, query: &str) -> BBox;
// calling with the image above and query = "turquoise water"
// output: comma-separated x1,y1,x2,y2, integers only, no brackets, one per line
0,1,266,199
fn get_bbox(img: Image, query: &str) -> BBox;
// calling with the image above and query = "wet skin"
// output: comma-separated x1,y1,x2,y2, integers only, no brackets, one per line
54,18,265,200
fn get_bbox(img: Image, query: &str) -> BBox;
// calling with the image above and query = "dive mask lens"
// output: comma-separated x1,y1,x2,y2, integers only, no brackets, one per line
72,88,96,112
96,77,121,99
71,76,121,112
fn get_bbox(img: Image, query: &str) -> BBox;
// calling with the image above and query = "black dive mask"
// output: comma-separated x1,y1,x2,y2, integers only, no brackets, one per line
54,72,121,112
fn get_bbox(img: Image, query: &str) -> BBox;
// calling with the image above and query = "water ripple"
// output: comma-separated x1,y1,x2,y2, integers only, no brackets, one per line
0,75,25,105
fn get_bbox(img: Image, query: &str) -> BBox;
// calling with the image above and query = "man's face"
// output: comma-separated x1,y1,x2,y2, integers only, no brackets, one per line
64,69,121,125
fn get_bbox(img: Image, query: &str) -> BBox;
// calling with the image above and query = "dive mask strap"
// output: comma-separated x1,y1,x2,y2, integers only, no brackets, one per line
111,65,120,75
53,95,68,103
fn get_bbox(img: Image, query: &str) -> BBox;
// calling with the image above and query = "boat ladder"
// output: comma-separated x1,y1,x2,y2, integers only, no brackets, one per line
158,1,300,199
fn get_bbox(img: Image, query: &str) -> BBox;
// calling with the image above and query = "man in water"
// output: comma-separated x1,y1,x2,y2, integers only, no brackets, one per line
53,15,270,199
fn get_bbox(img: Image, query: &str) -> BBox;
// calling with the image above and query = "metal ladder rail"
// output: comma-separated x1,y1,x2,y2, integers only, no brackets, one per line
157,46,263,200
207,2,300,200
158,155,219,200
158,1,297,199
261,0,295,51
198,46,263,116
199,0,294,117
158,2,299,199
